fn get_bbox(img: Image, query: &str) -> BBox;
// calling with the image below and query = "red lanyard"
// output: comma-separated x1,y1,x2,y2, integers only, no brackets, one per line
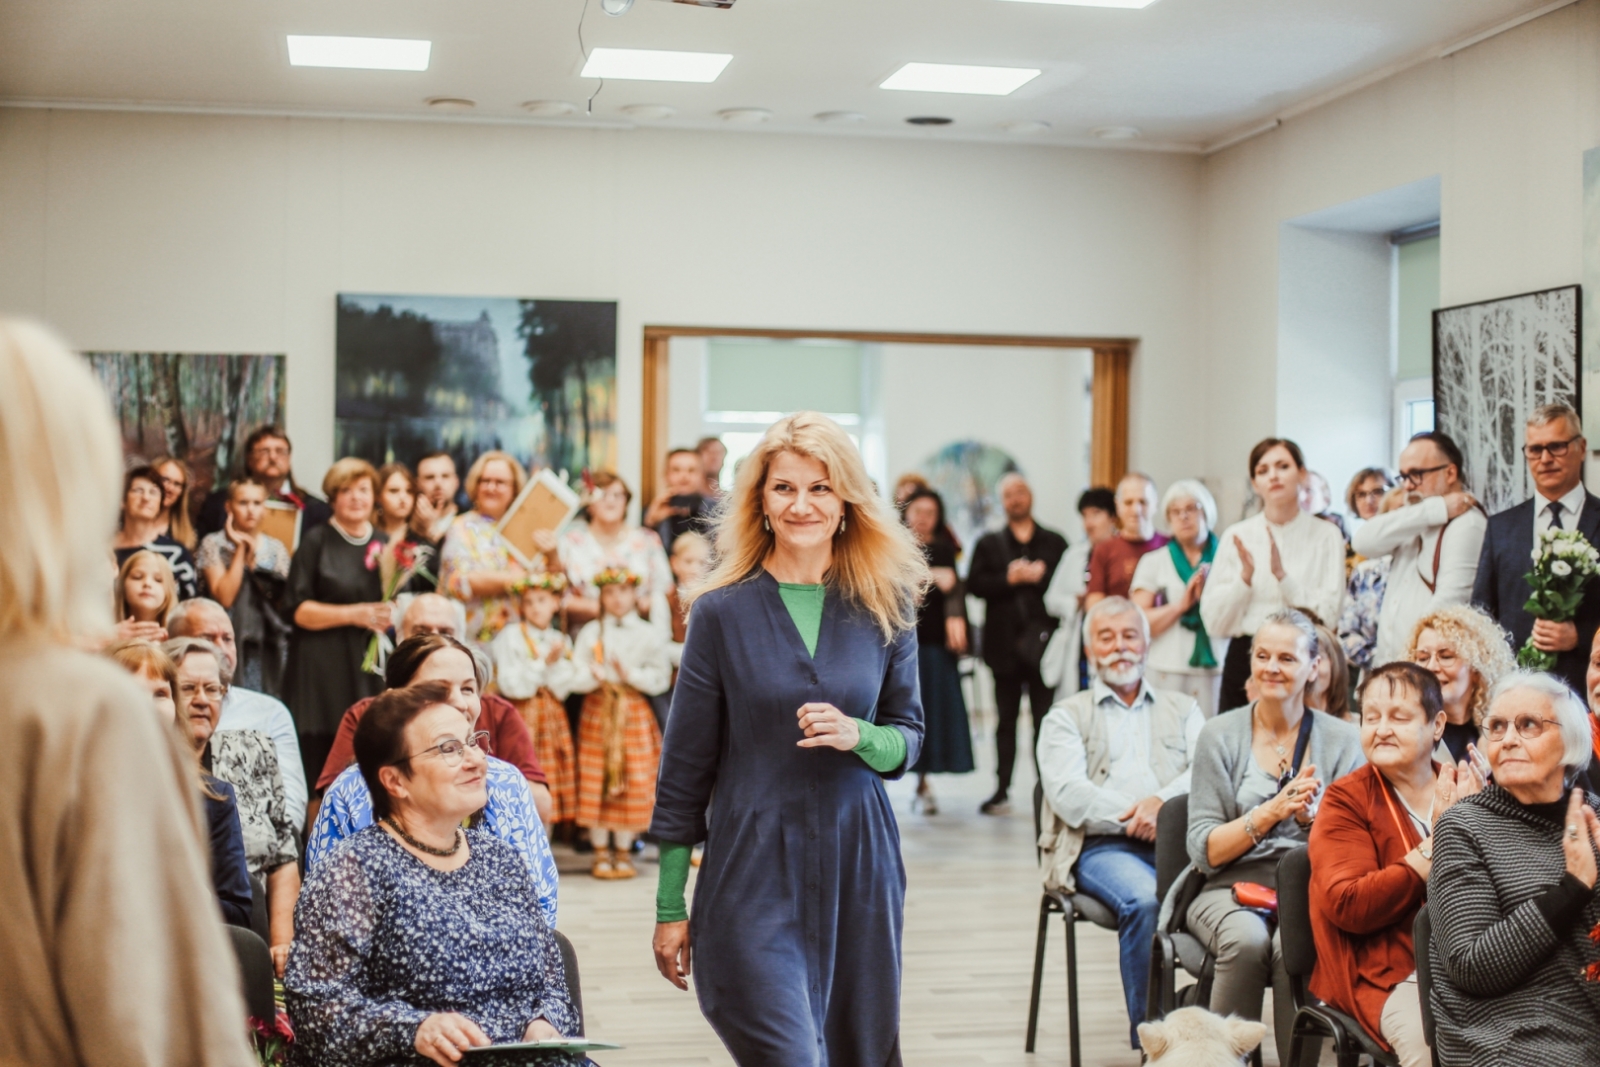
1375,769,1423,851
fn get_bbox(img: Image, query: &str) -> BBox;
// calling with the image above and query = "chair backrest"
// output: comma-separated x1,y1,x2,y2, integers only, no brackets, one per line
1276,846,1316,1007
1032,781,1046,860
1154,793,1190,900
248,872,270,943
1413,905,1436,1049
552,929,584,1036
226,925,278,1023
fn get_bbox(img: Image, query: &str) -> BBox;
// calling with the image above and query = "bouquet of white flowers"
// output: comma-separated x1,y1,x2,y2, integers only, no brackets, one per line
1518,527,1600,669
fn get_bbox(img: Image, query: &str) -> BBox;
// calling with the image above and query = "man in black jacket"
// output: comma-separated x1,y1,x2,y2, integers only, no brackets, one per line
968,473,1068,815
196,425,332,542
1472,403,1600,698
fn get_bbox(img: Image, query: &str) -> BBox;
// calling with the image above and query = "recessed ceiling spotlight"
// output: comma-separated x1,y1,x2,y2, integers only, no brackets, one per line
996,0,1159,7
426,97,476,112
600,0,635,14
719,108,773,124
622,104,678,121
881,62,1041,97
521,100,578,116
905,116,954,126
286,35,431,71
1092,125,1142,140
815,110,867,124
1002,120,1051,134
581,47,733,83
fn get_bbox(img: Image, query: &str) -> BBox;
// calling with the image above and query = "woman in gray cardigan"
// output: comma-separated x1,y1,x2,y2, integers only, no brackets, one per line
1184,609,1365,1066
1429,671,1600,1067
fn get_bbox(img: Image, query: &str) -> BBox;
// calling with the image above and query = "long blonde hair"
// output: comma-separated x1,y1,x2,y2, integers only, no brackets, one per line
690,412,928,639
1406,604,1516,725
0,318,123,643
114,549,179,624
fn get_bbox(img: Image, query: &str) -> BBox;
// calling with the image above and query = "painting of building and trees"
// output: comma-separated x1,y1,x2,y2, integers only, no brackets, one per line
335,293,617,485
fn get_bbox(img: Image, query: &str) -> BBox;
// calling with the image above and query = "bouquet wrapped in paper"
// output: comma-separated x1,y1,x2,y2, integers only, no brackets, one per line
1517,527,1600,670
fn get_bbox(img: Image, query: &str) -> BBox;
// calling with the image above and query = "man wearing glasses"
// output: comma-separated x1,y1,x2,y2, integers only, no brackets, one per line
1473,403,1600,696
1352,431,1485,666
196,424,333,541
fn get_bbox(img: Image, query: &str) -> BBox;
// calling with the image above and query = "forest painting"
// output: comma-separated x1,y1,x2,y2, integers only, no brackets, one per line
335,294,617,482
1434,285,1580,514
85,352,286,501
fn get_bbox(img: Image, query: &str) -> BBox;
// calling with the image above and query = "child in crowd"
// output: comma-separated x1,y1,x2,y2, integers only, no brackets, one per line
490,574,579,825
665,530,710,668
570,567,672,881
195,477,292,610
113,549,178,644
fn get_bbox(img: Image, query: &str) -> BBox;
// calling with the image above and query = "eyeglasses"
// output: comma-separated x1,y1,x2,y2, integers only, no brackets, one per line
1481,714,1560,741
1398,464,1449,487
1412,648,1459,669
158,475,187,492
396,730,489,767
1353,488,1388,502
1523,436,1581,460
1168,503,1203,520
250,443,290,458
178,682,225,702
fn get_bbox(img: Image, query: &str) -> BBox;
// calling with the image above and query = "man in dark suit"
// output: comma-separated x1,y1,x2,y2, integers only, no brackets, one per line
967,473,1068,815
1472,403,1600,696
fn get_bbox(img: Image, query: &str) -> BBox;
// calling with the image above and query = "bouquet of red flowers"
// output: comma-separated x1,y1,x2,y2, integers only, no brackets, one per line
249,1008,294,1066
362,539,436,674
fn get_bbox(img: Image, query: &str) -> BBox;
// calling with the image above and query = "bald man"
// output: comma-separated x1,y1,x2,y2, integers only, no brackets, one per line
1085,473,1168,609
967,473,1069,815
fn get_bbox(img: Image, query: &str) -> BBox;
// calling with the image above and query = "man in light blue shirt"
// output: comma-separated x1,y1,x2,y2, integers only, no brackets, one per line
169,598,307,829
1037,595,1204,1049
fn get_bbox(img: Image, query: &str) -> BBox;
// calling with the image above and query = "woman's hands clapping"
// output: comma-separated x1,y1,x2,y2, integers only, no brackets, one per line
1266,764,1322,827
797,703,860,751
1562,788,1600,889
414,1012,490,1065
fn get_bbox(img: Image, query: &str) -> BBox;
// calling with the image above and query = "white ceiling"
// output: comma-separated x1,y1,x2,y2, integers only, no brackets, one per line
0,0,1558,150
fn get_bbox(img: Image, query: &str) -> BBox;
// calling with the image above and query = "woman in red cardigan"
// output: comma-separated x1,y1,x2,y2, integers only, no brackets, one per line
1307,661,1483,1066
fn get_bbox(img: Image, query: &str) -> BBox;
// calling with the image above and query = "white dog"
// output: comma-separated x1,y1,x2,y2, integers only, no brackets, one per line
1136,1007,1267,1066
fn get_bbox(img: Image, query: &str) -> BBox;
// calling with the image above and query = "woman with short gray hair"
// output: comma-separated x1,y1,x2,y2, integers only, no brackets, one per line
1131,479,1226,716
1428,670,1600,1066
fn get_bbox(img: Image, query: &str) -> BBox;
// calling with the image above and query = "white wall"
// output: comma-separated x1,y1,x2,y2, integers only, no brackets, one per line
0,107,1203,501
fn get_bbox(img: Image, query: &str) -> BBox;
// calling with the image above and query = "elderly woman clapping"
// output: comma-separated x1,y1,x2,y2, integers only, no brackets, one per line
287,682,580,1067
1428,672,1600,1066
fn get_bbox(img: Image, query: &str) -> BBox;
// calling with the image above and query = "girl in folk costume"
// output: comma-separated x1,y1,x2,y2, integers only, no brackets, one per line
570,567,672,880
490,574,580,824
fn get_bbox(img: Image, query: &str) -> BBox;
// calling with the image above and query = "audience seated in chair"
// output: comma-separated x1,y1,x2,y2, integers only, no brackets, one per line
305,632,559,929
1037,596,1205,1049
1183,609,1365,1066
286,682,581,1067
1427,671,1600,1066
1308,661,1483,1067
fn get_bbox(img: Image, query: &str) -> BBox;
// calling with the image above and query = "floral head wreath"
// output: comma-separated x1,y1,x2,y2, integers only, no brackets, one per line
514,572,567,595
593,566,641,588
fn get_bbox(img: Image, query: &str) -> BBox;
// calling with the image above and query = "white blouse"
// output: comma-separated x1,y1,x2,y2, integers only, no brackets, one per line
568,613,673,698
489,622,580,701
1130,547,1229,675
1199,510,1346,639
558,523,673,638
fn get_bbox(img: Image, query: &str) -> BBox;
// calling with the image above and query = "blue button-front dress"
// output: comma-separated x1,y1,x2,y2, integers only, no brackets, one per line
651,571,924,1067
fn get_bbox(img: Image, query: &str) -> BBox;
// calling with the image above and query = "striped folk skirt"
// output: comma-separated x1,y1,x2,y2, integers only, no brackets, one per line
576,684,662,832
509,688,577,824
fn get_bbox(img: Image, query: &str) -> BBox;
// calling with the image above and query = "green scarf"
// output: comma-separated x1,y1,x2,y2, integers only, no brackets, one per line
1170,534,1218,669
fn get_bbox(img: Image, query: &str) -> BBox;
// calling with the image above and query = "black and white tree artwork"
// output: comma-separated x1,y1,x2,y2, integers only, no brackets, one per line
1434,285,1580,515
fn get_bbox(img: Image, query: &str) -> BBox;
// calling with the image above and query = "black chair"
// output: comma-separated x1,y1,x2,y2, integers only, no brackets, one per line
248,872,270,944
1025,782,1119,1064
1277,846,1399,1067
1413,905,1438,1067
552,929,584,1036
227,925,278,1023
1147,793,1215,1021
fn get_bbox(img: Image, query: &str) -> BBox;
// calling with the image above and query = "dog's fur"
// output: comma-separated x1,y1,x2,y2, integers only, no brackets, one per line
1137,1007,1267,1066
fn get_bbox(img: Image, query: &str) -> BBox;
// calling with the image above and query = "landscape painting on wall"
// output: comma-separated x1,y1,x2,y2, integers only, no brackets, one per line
85,351,287,503
1433,285,1580,514
335,294,617,483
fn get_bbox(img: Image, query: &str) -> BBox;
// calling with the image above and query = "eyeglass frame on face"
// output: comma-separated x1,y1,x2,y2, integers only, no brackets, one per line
249,441,291,459
391,729,489,768
1353,487,1388,503
177,680,226,703
1398,463,1450,488
1412,647,1460,669
158,473,187,493
1522,436,1581,460
1481,713,1560,741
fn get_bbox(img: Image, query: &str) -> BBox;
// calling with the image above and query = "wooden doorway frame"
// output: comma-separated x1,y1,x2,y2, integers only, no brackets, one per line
640,325,1134,505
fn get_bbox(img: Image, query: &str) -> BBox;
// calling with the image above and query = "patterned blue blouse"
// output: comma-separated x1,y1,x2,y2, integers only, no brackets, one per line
306,755,559,929
286,826,579,1067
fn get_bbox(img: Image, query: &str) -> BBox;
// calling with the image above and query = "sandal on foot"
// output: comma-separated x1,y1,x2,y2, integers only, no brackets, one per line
591,849,616,879
612,854,637,879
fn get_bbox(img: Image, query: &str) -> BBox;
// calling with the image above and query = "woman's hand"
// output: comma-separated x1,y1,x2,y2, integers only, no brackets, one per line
1266,530,1286,583
114,616,167,644
1266,764,1321,826
1234,535,1255,587
531,529,559,558
414,1012,491,1065
351,601,394,633
945,615,968,656
796,703,860,751
653,920,692,990
1562,788,1600,889
522,1017,562,1042
269,942,290,978
1180,568,1206,610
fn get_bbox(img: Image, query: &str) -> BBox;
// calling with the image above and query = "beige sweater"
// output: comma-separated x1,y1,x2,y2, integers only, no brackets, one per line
0,641,255,1067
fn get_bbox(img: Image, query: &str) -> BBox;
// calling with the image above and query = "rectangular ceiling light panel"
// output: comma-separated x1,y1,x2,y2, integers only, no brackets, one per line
580,47,733,83
995,0,1158,8
880,62,1041,96
286,35,432,70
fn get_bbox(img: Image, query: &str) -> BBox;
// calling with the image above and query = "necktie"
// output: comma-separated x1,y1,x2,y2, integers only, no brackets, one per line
1549,501,1565,530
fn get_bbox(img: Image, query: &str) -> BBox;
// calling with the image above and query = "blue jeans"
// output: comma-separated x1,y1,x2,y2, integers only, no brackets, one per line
1075,836,1159,1048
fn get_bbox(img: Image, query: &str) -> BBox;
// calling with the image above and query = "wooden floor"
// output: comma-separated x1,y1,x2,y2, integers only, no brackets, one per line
556,707,1277,1066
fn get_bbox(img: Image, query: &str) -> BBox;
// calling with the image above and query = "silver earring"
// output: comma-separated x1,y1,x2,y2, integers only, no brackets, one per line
763,515,771,532
838,517,847,535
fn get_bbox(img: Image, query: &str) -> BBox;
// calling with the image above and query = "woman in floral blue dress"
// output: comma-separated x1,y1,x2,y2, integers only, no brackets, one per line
287,682,578,1067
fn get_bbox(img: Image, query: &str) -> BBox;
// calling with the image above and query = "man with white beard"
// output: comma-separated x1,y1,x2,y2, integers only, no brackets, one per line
1036,595,1206,1051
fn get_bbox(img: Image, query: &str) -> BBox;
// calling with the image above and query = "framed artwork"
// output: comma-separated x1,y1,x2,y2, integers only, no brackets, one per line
1433,285,1580,514
84,351,287,508
918,439,1021,574
335,294,617,486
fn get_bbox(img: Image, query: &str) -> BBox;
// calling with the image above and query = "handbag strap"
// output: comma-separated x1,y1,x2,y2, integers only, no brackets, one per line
1421,500,1489,594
